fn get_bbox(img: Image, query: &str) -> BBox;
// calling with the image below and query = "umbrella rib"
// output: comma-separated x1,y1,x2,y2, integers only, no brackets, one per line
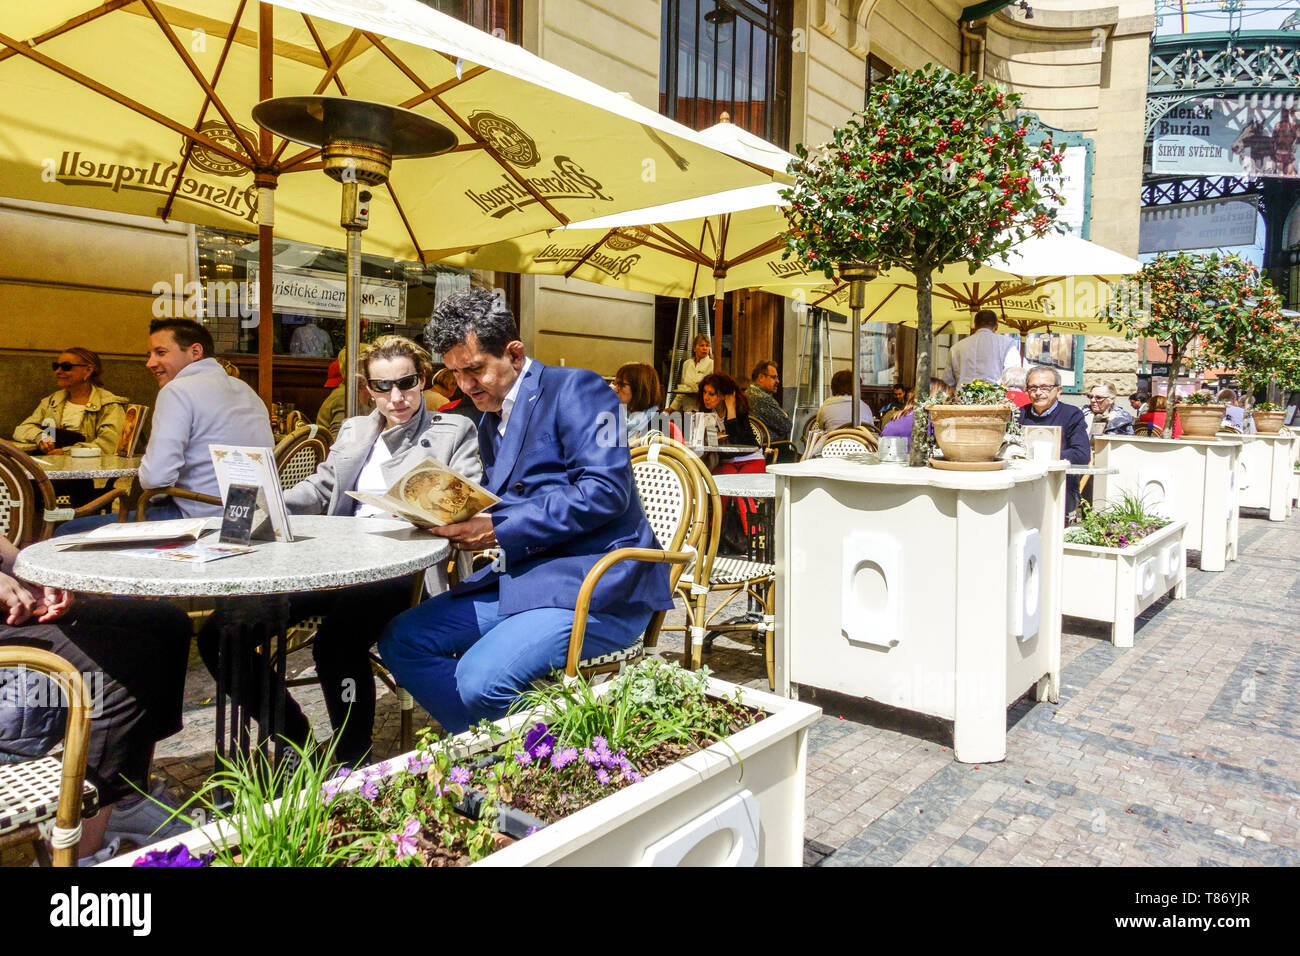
302,14,350,97
653,223,713,267
162,0,250,222
141,0,259,163
311,27,364,97
362,36,570,226
0,30,250,168
268,14,357,170
562,230,617,278
724,235,783,270
0,0,135,64
383,181,426,266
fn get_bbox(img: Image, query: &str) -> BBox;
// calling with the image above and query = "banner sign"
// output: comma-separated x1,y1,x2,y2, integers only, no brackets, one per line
1139,197,1259,253
1151,96,1300,179
247,265,407,324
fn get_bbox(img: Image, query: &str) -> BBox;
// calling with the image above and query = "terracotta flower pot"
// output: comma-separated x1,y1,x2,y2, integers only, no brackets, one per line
927,404,1012,462
1177,403,1227,440
1253,409,1286,435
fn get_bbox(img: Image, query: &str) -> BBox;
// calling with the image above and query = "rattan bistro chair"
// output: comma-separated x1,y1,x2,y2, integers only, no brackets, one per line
816,426,880,457
273,424,331,490
0,441,132,542
0,647,99,867
562,442,700,679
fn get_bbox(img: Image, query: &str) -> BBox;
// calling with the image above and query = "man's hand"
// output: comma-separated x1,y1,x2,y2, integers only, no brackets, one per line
33,587,73,623
431,514,497,550
1,572,37,626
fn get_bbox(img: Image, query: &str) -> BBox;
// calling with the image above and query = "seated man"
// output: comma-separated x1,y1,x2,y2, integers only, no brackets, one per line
379,288,673,734
1018,364,1092,519
57,318,273,534
745,359,792,442
1,537,192,860
813,369,875,431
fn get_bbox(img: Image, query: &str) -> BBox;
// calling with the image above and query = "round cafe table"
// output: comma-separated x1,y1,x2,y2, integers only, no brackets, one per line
25,454,142,481
14,515,450,774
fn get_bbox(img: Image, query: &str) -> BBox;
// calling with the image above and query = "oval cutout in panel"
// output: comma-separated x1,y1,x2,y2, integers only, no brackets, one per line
851,560,889,612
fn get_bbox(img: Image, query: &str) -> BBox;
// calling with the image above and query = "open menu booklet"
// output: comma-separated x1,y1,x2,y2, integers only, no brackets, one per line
63,518,255,564
347,457,499,528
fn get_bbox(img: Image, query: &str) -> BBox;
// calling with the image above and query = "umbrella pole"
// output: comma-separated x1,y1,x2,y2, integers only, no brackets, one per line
713,274,725,373
256,3,274,410
345,215,362,419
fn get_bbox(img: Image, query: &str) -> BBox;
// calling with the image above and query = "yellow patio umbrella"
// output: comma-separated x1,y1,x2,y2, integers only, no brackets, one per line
0,0,779,402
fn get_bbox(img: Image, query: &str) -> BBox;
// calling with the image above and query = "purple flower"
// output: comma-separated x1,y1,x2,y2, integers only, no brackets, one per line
515,750,533,766
320,780,341,800
595,767,611,785
583,748,600,765
335,767,352,779
625,770,642,784
524,722,556,758
525,825,540,836
390,818,420,859
591,735,610,755
551,747,579,770
133,844,213,867
361,780,379,801
448,765,470,786
406,755,431,774
373,760,392,775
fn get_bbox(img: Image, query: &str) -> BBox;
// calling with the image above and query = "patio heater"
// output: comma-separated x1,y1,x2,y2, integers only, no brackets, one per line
839,261,880,429
251,97,456,416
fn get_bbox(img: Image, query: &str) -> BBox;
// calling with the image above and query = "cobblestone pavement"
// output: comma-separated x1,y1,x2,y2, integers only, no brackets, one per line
16,509,1296,867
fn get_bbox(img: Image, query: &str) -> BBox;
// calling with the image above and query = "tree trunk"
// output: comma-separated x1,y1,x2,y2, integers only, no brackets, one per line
1163,341,1184,440
909,266,934,466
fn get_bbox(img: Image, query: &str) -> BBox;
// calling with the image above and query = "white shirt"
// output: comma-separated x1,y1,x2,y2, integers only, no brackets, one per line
352,434,394,518
138,357,275,517
679,355,713,391
944,328,1019,387
498,357,533,438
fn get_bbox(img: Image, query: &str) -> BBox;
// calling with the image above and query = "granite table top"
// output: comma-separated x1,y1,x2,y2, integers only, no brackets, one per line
14,515,451,598
712,473,777,498
25,454,142,480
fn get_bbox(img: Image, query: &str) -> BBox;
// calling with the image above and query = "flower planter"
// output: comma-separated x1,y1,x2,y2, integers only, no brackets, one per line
1252,410,1286,435
1062,521,1187,648
1177,403,1228,440
1092,435,1240,572
1235,434,1296,521
108,679,821,868
927,404,1012,462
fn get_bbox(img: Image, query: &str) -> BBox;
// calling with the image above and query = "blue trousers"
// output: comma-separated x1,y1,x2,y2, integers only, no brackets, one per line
378,587,652,734
55,500,185,537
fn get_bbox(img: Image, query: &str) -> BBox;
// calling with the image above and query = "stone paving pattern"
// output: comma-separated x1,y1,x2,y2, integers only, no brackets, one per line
11,509,1297,866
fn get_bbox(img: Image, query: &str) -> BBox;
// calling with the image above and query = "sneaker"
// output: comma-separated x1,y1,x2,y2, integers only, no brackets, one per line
104,782,195,847
78,837,122,867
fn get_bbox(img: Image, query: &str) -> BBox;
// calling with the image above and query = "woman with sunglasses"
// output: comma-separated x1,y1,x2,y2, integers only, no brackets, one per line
13,348,129,456
197,335,482,767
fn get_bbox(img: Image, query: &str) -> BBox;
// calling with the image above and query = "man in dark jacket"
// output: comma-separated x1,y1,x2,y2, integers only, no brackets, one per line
1018,365,1092,519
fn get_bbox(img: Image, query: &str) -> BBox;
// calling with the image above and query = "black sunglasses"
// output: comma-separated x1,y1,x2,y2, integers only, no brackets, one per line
367,374,421,393
52,361,89,372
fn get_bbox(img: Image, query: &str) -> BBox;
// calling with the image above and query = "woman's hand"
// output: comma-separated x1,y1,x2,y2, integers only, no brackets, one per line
37,438,56,454
724,394,737,416
430,515,497,551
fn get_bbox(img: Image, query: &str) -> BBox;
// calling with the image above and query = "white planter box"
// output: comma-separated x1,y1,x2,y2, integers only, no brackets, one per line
107,679,820,868
1093,436,1241,572
769,458,1067,765
1062,521,1187,648
1235,435,1295,521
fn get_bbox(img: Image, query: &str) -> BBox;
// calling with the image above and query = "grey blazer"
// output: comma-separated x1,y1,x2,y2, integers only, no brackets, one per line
284,403,482,516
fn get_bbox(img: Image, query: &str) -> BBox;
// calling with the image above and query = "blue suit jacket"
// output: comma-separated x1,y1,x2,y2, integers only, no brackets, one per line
455,361,674,617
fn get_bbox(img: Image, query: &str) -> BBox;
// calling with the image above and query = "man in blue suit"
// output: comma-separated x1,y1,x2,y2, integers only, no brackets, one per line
379,288,673,733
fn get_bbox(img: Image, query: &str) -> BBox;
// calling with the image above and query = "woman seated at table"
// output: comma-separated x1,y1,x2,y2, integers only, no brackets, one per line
614,362,683,442
1,536,193,862
13,348,129,457
880,379,951,450
197,335,482,767
1138,395,1183,438
698,373,765,543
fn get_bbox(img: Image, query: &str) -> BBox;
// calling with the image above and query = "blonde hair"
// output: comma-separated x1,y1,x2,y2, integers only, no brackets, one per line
361,335,434,386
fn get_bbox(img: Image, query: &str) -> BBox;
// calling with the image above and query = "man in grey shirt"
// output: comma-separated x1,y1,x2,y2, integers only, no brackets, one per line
745,359,792,442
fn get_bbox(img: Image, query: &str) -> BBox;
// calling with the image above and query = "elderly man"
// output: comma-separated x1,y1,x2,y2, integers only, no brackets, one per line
1018,365,1092,519
379,288,673,733
944,310,1019,387
1083,381,1134,436
745,359,792,442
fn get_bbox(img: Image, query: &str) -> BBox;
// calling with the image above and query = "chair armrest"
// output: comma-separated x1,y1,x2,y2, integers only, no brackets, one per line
564,547,694,676
136,486,221,520
72,487,128,520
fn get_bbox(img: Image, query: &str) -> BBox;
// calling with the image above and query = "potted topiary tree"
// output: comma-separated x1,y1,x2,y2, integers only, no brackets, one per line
926,379,1015,467
780,64,1063,465
1110,251,1261,439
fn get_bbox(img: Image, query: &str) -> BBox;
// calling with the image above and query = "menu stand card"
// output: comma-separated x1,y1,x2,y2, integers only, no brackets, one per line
219,484,277,545
209,445,294,542
1024,425,1063,461
115,404,149,457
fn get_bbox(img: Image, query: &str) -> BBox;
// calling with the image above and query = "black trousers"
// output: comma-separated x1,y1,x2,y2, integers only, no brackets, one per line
1,598,192,804
196,578,414,766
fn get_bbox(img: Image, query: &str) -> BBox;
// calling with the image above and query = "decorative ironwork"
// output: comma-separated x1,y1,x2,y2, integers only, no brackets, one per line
1141,175,1263,207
